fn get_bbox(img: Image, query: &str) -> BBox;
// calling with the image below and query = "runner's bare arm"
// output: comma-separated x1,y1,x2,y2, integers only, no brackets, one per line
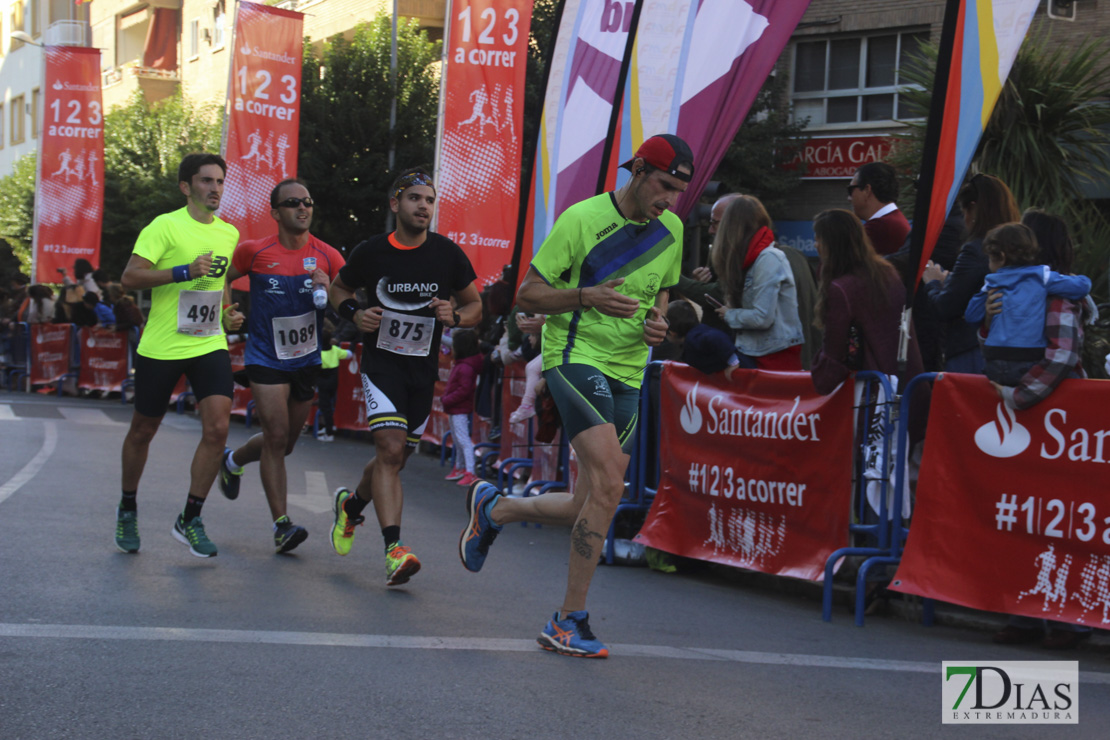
120,252,213,291
517,266,639,318
221,280,244,332
643,290,670,346
430,282,482,328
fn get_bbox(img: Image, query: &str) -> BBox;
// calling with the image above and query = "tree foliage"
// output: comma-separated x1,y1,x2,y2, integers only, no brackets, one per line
522,0,558,157
892,33,1110,299
297,15,441,251
709,73,808,219
101,90,221,277
0,90,220,282
0,153,38,275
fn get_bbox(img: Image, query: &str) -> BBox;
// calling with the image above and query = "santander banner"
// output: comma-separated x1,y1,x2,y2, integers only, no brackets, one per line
436,0,532,288
892,373,1110,627
33,46,104,283
77,328,128,392
29,323,72,385
221,2,303,249
635,364,853,580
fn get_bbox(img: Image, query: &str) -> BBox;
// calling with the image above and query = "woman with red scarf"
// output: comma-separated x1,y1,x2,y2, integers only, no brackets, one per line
712,195,804,370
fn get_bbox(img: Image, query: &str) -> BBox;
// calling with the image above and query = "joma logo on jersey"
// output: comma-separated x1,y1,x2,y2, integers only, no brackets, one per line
595,222,618,241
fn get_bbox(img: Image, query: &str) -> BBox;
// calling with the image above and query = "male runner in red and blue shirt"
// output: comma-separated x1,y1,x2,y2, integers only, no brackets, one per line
219,178,344,552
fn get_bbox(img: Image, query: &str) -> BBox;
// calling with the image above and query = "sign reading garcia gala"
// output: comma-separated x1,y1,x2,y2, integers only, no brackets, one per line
782,135,896,179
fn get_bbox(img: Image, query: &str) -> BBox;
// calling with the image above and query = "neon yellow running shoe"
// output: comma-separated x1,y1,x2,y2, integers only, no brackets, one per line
330,487,364,556
385,542,421,586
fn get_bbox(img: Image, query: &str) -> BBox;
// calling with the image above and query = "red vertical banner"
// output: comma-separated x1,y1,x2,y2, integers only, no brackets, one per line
221,2,303,253
33,46,104,283
436,0,532,288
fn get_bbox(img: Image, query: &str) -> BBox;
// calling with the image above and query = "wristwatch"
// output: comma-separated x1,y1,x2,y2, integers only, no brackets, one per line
451,310,461,328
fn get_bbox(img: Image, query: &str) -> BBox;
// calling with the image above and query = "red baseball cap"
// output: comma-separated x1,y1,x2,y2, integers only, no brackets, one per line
619,134,695,182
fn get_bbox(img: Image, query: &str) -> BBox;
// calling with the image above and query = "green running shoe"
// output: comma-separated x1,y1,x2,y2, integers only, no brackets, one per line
115,508,140,554
385,542,421,586
173,514,218,558
330,487,364,556
274,515,308,554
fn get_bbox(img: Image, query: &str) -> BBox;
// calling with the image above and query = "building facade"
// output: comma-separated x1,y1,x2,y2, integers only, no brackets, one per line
88,0,445,114
774,0,1110,254
0,0,90,175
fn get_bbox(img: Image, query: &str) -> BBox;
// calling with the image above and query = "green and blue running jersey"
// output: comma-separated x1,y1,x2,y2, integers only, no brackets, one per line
530,192,683,388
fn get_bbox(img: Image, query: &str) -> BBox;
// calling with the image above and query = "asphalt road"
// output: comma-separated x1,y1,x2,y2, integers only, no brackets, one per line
1,390,1108,739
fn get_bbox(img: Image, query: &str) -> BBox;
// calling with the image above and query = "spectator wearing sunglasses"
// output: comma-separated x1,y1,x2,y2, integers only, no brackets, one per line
847,162,910,257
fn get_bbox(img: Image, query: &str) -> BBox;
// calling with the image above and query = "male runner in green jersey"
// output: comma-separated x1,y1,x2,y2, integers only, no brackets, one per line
114,153,244,558
460,134,693,657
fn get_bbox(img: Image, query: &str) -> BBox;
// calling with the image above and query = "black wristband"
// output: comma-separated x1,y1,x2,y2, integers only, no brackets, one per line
337,298,360,322
452,310,461,328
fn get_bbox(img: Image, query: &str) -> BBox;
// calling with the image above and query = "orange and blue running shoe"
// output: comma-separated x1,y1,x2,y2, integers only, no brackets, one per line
537,610,609,658
459,480,502,572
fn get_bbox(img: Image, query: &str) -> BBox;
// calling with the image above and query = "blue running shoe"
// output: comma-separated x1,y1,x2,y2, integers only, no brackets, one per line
273,515,308,554
459,480,502,572
537,611,609,658
218,447,242,500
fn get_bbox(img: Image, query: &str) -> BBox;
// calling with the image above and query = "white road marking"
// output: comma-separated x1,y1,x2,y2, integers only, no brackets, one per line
0,621,1107,681
287,470,333,514
0,404,16,420
59,407,124,425
0,421,57,505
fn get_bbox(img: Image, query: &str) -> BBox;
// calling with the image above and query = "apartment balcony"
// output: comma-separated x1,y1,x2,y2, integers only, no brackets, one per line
103,60,180,106
44,20,88,47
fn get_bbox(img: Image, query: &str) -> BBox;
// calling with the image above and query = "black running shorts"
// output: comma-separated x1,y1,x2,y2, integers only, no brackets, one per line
133,350,233,418
245,363,319,402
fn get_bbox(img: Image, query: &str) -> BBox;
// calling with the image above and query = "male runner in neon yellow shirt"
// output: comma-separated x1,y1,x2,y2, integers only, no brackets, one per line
114,153,244,558
460,134,693,657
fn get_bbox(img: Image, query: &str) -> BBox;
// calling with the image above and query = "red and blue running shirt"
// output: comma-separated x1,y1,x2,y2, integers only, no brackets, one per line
232,235,344,370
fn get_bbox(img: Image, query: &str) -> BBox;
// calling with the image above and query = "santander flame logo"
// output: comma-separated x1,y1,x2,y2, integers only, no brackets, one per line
679,382,702,434
974,402,1031,458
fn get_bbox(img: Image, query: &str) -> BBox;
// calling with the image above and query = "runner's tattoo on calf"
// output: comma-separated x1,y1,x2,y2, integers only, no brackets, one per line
572,518,603,559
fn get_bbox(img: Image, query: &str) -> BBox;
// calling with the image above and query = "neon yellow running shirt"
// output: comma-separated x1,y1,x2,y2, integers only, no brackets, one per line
134,207,239,360
530,192,683,388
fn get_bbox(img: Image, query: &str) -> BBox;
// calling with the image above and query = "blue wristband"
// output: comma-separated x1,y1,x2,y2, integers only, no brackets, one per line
172,264,192,283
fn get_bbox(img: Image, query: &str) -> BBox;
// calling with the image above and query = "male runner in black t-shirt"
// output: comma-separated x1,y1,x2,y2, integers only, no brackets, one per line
328,167,482,585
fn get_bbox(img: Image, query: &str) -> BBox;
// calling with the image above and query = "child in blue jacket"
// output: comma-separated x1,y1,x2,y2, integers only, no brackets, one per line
965,222,1090,386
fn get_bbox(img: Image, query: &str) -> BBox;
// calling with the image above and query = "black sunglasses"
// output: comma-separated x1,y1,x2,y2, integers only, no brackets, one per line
846,184,863,196
277,197,314,208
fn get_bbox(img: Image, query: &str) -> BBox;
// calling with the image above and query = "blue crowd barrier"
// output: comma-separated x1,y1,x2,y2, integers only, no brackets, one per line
3,322,30,391
605,361,663,565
